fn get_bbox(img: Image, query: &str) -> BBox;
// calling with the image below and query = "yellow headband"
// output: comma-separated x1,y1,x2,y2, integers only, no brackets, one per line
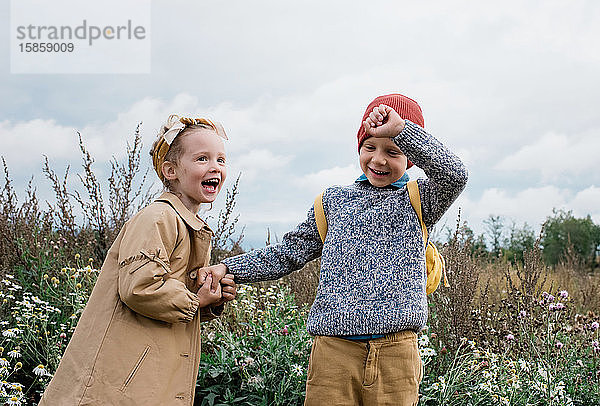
152,117,228,182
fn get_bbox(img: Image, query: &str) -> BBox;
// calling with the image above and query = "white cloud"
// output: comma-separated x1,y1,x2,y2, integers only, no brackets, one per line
495,131,600,179
229,149,293,182
293,164,360,197
571,186,600,224
2,119,79,166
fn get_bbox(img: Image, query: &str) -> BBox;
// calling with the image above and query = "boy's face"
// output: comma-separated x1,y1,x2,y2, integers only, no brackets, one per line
359,137,407,187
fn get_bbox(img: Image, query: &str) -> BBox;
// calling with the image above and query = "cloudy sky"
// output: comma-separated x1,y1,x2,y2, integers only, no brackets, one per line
2,0,600,249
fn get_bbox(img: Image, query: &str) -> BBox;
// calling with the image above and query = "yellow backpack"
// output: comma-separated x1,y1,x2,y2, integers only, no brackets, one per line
313,180,449,295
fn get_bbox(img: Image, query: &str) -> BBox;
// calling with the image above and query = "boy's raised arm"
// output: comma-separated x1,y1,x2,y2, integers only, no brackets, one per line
394,120,468,229
362,103,467,229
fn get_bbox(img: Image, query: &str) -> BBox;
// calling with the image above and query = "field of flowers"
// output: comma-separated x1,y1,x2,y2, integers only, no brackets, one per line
1,254,599,405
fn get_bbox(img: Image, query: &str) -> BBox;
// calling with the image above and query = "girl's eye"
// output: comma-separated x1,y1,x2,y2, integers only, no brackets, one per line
196,156,207,162
218,157,226,164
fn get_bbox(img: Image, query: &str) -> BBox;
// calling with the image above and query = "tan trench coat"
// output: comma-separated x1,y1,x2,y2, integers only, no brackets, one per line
40,192,220,406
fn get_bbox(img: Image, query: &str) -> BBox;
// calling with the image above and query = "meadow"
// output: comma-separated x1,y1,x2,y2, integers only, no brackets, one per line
1,132,599,405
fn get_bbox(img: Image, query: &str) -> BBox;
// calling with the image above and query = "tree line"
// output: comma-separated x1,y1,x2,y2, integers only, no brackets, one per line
454,210,600,270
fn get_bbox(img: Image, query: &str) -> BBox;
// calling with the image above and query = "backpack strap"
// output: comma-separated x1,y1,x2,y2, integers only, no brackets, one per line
407,180,428,243
314,192,327,243
407,180,449,288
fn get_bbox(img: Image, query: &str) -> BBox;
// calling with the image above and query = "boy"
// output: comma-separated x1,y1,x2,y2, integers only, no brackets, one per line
205,94,468,405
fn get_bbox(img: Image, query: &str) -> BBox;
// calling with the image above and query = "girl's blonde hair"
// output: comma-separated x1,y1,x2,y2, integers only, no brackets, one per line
150,114,226,191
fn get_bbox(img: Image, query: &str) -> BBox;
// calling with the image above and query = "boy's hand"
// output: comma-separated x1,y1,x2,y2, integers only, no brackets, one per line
211,273,237,307
196,274,223,307
220,273,237,302
363,104,406,138
194,264,228,293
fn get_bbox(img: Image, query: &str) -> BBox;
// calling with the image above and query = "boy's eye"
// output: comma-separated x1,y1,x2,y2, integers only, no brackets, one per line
218,157,226,164
196,156,207,162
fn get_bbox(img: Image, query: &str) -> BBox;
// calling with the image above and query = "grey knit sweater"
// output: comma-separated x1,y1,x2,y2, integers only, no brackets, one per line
223,120,468,335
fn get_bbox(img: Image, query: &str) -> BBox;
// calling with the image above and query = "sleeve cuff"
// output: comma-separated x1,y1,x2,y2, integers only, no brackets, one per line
180,293,200,323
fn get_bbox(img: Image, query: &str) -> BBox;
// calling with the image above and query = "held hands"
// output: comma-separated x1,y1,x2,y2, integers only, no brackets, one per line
194,264,236,307
363,104,406,138
196,274,222,307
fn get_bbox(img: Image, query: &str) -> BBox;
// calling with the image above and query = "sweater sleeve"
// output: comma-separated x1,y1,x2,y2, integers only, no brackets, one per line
394,120,469,229
117,209,200,323
222,205,323,283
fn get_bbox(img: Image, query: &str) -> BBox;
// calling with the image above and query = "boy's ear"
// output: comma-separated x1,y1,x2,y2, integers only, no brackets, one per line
162,161,178,181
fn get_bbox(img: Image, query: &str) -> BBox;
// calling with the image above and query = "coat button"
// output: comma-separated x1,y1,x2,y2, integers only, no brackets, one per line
175,393,186,400
180,353,189,358
189,270,197,279
85,375,94,387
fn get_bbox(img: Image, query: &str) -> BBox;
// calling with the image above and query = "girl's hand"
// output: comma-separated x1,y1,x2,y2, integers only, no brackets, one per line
196,274,222,307
363,104,406,138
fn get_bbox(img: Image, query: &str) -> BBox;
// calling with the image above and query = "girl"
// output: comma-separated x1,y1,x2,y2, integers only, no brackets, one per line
39,115,237,406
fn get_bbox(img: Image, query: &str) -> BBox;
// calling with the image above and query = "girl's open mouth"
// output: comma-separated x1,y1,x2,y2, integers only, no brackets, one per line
201,178,220,193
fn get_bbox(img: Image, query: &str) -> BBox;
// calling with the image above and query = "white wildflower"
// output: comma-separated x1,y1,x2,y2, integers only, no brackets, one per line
33,364,47,376
291,364,303,376
7,350,20,359
31,296,46,305
6,395,22,406
420,347,437,357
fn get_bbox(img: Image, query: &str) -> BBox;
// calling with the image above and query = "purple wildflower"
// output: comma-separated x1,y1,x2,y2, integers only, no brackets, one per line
558,290,568,299
505,334,515,341
555,341,564,349
591,322,599,331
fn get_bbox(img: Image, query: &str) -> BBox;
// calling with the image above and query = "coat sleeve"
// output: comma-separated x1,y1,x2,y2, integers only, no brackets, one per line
117,208,200,323
222,205,323,284
394,120,469,230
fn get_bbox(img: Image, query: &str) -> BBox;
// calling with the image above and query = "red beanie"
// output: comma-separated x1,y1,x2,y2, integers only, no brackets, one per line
357,93,424,169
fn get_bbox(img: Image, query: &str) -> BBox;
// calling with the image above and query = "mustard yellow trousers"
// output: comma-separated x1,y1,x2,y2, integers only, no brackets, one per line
304,331,423,406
